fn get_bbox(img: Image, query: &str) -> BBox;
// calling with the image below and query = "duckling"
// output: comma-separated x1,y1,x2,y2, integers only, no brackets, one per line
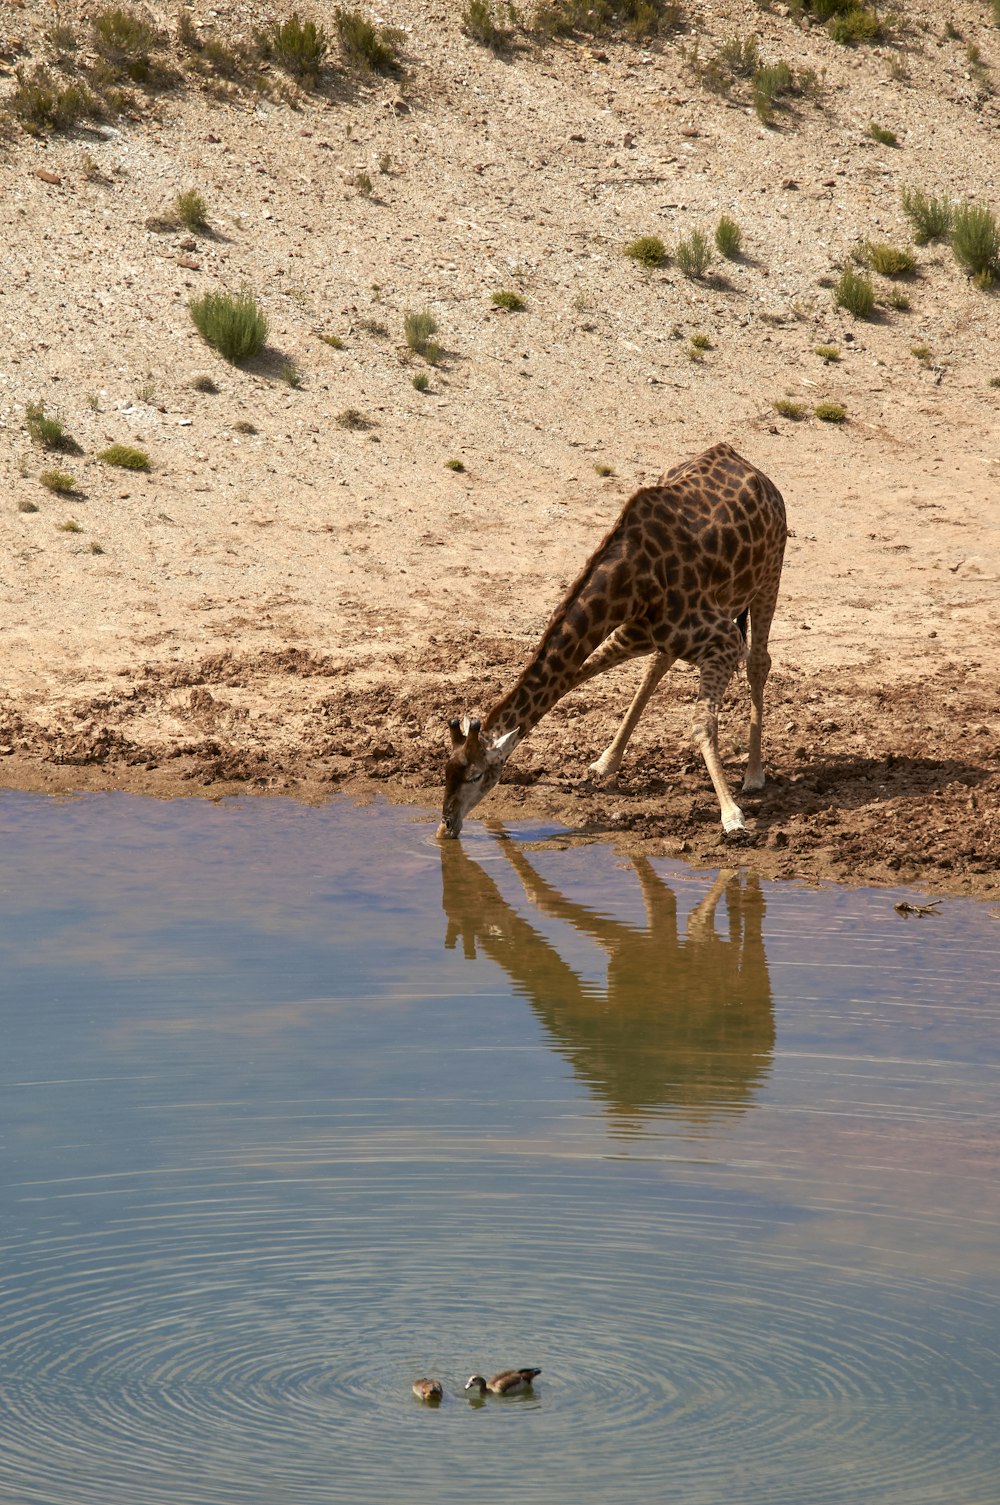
465,1368,541,1396
411,1378,443,1403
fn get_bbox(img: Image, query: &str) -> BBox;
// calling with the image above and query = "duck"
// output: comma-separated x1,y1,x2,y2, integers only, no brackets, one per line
465,1368,541,1396
411,1378,444,1403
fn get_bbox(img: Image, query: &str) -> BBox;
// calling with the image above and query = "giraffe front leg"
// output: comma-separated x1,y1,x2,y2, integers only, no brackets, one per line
590,651,673,780
691,634,747,837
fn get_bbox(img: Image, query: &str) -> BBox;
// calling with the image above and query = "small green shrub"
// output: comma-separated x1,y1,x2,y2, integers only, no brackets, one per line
336,408,372,429
462,0,514,47
268,13,329,84
814,344,841,362
900,186,953,245
412,372,430,392
715,32,760,80
92,6,171,83
595,462,614,476
233,419,259,434
10,65,104,134
175,188,208,231
951,202,1000,282
335,8,402,72
47,22,81,53
40,469,77,494
191,374,219,392
858,241,916,276
886,288,911,311
25,402,79,453
814,401,847,422
833,266,875,318
773,398,807,420
18,499,40,514
350,169,374,196
827,6,881,44
404,309,442,363
752,60,793,121
280,363,304,388
910,343,932,367
714,214,742,259
675,229,712,279
359,316,389,337
189,289,269,362
492,289,527,311
690,332,712,350
57,519,83,532
98,443,151,470
867,120,898,146
445,457,466,472
532,0,683,41
319,332,345,348
624,235,667,269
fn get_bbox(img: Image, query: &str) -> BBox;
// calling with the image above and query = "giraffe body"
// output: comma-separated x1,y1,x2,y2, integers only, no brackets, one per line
439,442,786,840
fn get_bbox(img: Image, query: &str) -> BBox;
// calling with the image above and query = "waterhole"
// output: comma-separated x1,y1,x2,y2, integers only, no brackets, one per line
0,791,996,1504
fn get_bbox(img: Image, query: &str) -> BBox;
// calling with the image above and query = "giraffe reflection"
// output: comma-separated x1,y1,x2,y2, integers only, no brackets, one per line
441,832,774,1129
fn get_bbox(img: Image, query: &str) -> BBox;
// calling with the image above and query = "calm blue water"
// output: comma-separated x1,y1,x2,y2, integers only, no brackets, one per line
0,791,997,1505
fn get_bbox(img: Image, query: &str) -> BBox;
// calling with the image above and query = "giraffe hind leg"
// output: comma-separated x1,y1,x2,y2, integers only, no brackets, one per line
690,622,747,835
742,584,779,792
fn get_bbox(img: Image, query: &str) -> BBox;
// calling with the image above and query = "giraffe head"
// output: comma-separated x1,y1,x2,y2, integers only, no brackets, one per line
437,717,519,839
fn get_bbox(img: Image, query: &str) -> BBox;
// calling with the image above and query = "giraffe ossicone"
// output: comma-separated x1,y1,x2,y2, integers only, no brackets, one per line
438,442,786,841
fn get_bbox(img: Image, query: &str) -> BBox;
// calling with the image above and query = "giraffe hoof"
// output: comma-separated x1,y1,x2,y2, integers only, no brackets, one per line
722,825,753,846
588,758,618,783
742,772,765,793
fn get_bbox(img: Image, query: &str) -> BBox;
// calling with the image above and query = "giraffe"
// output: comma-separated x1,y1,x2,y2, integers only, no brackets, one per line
438,442,787,841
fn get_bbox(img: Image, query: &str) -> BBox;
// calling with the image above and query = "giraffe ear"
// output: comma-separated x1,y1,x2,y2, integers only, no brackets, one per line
490,729,519,762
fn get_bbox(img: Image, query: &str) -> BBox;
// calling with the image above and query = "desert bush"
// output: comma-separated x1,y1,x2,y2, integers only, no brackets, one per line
714,215,742,259
46,22,81,53
689,332,712,350
18,500,40,514
404,309,442,362
98,443,151,469
624,235,667,269
773,398,807,419
492,289,527,311
92,7,174,84
57,519,83,532
445,458,466,471
532,0,683,40
175,188,208,231
858,241,915,276
752,59,793,121
10,65,104,133
716,32,761,78
833,266,875,317
189,289,269,362
814,345,841,362
814,401,847,422
463,0,515,48
951,201,1000,283
828,7,881,43
191,374,219,392
268,13,329,84
900,187,953,245
675,229,712,279
40,469,76,494
25,402,80,453
336,408,373,429
335,8,402,72
867,120,898,146
412,372,430,392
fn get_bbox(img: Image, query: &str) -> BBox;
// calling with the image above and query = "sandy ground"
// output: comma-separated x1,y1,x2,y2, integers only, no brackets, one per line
1,1,998,898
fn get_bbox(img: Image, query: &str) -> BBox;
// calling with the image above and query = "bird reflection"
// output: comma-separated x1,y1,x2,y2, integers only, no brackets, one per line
440,830,774,1129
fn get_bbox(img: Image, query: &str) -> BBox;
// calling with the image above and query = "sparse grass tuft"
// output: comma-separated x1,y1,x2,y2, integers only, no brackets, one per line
18,499,40,514
336,408,372,429
900,186,953,245
445,457,466,471
492,289,527,311
833,266,875,318
951,201,1000,283
532,0,684,41
412,372,430,392
690,332,712,350
335,8,402,73
624,235,668,269
867,120,898,146
815,345,841,362
280,363,305,388
773,398,807,420
98,443,151,470
91,6,173,85
595,462,614,476
404,309,443,363
462,0,515,48
9,65,104,134
57,519,83,532
191,374,219,393
826,5,881,45
675,229,712,279
752,60,794,122
233,419,259,434
40,469,77,494
90,541,105,555
714,214,742,259
858,241,916,276
267,12,329,84
25,402,79,453
175,188,208,231
350,169,374,196
910,343,932,367
319,332,345,348
814,401,847,422
189,288,269,363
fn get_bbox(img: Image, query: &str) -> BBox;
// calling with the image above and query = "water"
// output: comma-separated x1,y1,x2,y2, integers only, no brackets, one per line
0,791,997,1505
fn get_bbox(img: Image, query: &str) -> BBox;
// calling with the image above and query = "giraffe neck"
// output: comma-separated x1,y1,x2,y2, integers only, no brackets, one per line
483,579,620,741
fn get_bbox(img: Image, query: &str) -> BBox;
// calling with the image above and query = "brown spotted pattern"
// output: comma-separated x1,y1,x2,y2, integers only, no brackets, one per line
439,443,787,838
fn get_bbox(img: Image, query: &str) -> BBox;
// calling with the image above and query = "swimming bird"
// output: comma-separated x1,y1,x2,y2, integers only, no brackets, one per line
465,1368,541,1396
412,1378,443,1403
